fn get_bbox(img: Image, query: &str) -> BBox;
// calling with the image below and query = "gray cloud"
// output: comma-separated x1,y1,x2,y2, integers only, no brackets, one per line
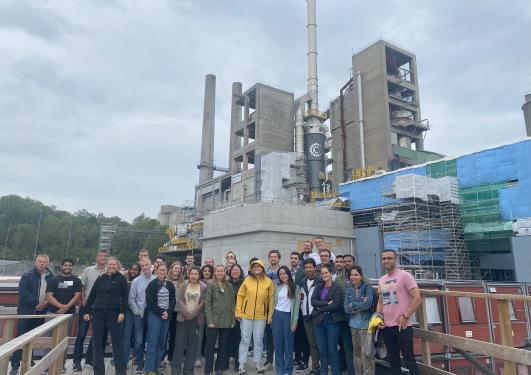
0,0,529,220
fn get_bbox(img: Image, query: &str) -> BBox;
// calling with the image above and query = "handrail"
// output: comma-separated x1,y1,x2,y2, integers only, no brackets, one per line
415,288,527,375
0,314,72,375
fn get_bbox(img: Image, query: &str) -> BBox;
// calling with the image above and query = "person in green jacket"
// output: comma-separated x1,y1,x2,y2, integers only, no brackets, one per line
271,266,301,375
204,264,235,375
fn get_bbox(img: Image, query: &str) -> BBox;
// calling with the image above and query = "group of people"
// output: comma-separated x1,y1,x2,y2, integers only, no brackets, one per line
10,236,422,375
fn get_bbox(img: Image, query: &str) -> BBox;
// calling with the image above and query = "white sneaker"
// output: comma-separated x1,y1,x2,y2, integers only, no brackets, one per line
195,359,202,368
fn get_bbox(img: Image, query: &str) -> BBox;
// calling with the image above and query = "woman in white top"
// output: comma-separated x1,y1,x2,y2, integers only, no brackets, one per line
271,266,301,375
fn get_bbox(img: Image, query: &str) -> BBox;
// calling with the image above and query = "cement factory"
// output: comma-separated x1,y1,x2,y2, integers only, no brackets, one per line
157,0,531,283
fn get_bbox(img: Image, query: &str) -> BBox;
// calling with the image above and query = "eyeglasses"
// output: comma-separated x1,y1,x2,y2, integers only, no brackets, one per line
381,257,395,261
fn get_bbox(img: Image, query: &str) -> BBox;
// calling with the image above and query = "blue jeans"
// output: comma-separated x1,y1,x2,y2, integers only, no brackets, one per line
130,314,147,366
313,313,340,375
122,310,137,365
272,310,294,375
145,312,170,372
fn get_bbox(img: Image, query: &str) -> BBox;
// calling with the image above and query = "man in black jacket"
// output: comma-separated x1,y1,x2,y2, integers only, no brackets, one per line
299,259,321,375
10,254,54,375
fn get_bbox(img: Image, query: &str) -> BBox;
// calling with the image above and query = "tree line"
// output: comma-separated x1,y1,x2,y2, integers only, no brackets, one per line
0,195,167,265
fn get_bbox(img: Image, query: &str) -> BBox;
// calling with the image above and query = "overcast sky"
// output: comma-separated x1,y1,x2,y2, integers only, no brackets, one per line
0,0,530,221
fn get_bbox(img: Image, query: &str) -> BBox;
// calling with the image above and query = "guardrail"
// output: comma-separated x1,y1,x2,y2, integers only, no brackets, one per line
0,314,72,375
416,289,531,375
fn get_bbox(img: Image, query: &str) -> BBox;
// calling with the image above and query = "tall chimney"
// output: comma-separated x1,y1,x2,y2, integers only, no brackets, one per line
523,94,531,137
198,74,216,184
304,0,326,194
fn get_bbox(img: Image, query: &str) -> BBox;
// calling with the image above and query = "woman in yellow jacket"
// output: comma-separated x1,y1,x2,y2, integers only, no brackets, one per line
235,259,274,375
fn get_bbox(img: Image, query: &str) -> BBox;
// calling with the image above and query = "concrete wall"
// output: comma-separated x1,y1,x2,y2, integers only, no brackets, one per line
201,202,354,269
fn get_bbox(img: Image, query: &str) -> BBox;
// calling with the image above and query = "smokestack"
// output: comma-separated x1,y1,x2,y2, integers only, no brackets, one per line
307,0,318,111
523,94,531,137
304,0,326,194
198,74,216,184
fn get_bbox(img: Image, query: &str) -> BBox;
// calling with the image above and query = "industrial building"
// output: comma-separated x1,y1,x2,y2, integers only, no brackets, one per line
329,40,443,189
157,0,530,279
339,138,531,282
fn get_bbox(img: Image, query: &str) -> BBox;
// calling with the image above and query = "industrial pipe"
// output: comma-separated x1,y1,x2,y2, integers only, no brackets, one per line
295,106,304,157
356,71,366,169
339,78,353,182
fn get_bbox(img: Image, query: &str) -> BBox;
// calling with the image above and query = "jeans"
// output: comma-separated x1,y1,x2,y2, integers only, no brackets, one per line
92,310,125,375
205,327,231,373
313,314,340,375
382,326,418,375
293,310,309,365
196,323,205,360
351,328,375,375
338,322,354,375
239,318,266,369
131,314,147,366
303,319,320,370
172,318,199,375
145,312,171,372
10,311,45,367
271,310,294,375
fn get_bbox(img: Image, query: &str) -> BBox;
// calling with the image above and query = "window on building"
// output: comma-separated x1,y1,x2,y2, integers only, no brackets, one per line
457,296,476,322
409,297,441,325
509,301,517,321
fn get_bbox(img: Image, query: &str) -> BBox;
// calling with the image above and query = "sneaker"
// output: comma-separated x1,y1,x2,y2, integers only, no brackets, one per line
293,360,300,367
195,359,202,367
9,366,19,375
296,363,308,373
61,367,67,374
238,368,246,375
135,364,144,374
72,363,82,372
257,366,265,374
84,362,93,368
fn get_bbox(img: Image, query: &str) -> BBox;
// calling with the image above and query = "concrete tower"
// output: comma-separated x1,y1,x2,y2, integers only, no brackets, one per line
523,94,531,137
330,40,443,188
198,74,216,185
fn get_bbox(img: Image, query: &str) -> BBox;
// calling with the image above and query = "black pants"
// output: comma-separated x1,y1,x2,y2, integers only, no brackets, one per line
167,314,177,361
338,322,354,375
205,327,231,374
10,311,45,366
73,306,107,366
229,321,241,370
382,326,418,375
92,310,125,375
172,318,199,375
293,310,309,365
264,324,273,364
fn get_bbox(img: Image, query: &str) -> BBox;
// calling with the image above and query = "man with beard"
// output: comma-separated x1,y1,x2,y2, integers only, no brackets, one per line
46,258,82,370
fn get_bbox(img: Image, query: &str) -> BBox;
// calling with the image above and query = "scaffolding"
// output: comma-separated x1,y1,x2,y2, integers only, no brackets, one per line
379,175,473,280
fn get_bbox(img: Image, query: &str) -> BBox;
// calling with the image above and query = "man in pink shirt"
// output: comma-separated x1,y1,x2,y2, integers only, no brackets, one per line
376,249,421,375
